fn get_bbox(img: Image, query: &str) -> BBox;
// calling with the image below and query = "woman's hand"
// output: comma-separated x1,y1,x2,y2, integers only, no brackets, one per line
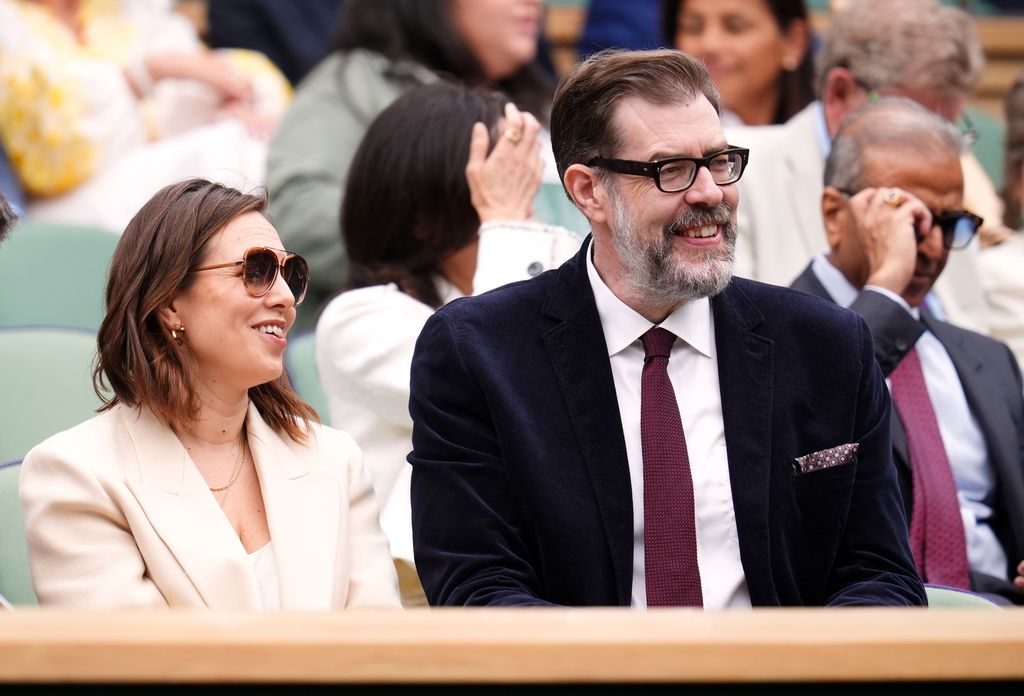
465,102,544,224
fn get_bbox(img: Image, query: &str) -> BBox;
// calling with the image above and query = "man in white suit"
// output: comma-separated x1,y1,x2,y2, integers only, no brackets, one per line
728,0,1008,335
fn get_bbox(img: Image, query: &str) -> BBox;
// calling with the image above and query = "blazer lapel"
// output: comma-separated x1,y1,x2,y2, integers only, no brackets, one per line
123,407,261,609
245,404,339,610
541,239,634,605
711,283,778,604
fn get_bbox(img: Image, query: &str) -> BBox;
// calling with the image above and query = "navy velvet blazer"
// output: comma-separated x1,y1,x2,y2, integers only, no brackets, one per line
792,264,1024,604
408,239,926,607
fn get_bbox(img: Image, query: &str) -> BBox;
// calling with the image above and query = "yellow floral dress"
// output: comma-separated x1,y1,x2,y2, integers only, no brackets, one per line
0,0,290,228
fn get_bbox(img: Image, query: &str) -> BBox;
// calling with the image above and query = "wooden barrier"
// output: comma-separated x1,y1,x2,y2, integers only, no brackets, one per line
0,607,1022,685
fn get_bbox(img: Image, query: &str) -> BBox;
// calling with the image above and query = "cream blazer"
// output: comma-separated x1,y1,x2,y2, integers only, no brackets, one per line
19,402,401,609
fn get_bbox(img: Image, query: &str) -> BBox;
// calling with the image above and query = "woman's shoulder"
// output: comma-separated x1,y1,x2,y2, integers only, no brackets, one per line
317,284,434,336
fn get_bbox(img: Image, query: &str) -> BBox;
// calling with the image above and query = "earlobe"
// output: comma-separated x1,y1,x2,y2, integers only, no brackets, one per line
157,305,180,335
564,164,608,225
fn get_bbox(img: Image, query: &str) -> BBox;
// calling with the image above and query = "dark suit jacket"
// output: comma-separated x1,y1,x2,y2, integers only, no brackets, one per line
408,239,925,607
792,263,1024,604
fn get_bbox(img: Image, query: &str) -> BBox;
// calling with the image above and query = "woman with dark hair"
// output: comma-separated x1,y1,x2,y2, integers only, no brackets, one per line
19,178,401,609
664,0,814,126
267,0,564,325
315,80,580,606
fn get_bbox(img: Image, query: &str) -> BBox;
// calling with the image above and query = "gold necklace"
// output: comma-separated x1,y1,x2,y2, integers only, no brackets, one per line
209,430,246,492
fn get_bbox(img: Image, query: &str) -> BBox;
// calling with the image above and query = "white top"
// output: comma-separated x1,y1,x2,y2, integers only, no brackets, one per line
247,541,280,610
586,242,751,610
315,220,583,563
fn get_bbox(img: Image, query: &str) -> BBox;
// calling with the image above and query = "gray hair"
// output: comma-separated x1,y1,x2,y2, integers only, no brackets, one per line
816,0,984,101
824,97,963,192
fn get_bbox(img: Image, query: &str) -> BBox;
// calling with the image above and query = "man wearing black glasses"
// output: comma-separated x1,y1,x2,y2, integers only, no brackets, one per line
407,48,925,609
791,98,1024,606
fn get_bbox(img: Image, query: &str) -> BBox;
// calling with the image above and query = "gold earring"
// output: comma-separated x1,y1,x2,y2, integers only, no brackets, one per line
171,325,185,342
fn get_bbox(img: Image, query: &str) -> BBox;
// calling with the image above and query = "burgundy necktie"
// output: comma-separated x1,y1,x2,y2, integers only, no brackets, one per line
640,327,703,606
889,346,971,590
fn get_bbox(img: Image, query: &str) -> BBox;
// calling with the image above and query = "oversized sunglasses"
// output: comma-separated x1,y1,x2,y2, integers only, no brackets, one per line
193,246,309,306
837,190,982,250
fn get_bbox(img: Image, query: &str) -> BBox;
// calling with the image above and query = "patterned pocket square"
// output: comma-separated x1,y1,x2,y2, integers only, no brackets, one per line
793,442,859,474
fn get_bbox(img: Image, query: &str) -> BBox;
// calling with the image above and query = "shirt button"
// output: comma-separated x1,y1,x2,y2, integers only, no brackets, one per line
527,261,543,277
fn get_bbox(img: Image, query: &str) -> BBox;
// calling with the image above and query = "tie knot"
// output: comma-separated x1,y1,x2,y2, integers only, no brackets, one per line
641,327,676,360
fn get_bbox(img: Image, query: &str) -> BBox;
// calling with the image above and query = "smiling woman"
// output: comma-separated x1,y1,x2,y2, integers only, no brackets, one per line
17,178,402,611
666,0,814,126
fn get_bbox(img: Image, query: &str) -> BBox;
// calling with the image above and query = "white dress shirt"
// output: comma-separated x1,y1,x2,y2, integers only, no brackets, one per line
587,241,751,609
811,254,1008,580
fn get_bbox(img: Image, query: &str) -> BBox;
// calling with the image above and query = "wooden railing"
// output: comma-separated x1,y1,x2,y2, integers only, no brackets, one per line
0,607,1022,685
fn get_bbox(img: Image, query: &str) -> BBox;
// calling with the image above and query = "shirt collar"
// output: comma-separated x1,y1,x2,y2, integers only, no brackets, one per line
586,238,713,358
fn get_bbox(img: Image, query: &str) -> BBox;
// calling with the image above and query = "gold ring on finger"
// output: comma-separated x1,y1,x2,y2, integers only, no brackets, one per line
883,189,905,208
503,128,523,144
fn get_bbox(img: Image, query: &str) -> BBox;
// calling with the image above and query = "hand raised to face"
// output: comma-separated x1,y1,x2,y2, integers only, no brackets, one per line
464,102,544,224
842,186,934,296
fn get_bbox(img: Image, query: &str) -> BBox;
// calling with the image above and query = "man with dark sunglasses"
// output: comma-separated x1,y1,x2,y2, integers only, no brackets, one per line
791,98,1024,606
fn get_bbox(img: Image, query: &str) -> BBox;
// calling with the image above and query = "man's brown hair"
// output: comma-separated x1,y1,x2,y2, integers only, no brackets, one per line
550,48,721,189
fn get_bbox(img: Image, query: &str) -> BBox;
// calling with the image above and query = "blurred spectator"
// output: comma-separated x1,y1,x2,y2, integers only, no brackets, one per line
0,144,23,222
667,0,814,126
0,187,15,244
206,0,346,86
315,80,580,606
978,71,1024,369
0,0,291,233
577,0,664,57
266,0,561,327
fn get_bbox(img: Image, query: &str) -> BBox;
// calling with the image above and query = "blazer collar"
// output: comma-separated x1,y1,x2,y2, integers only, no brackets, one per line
124,404,338,609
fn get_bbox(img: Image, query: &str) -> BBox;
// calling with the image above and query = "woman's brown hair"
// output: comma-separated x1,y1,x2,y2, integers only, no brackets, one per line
94,178,318,441
1003,73,1024,230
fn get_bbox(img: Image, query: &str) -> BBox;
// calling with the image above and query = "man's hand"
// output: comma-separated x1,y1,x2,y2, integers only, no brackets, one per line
845,187,932,294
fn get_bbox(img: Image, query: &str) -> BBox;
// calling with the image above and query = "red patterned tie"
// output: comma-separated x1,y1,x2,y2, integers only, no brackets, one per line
640,327,703,606
889,346,971,590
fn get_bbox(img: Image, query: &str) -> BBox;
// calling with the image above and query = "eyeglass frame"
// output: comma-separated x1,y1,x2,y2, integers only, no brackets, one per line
835,188,983,250
192,246,310,306
586,146,750,193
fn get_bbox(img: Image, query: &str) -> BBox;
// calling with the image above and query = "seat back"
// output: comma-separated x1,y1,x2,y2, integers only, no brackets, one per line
925,583,1003,609
0,326,103,464
0,221,119,331
0,460,37,605
284,330,329,421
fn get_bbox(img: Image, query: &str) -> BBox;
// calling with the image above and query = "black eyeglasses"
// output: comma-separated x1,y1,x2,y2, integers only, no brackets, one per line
837,189,982,250
587,147,749,193
193,246,310,307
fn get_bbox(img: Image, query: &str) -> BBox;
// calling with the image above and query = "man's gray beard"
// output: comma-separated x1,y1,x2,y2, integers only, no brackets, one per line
608,184,736,305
